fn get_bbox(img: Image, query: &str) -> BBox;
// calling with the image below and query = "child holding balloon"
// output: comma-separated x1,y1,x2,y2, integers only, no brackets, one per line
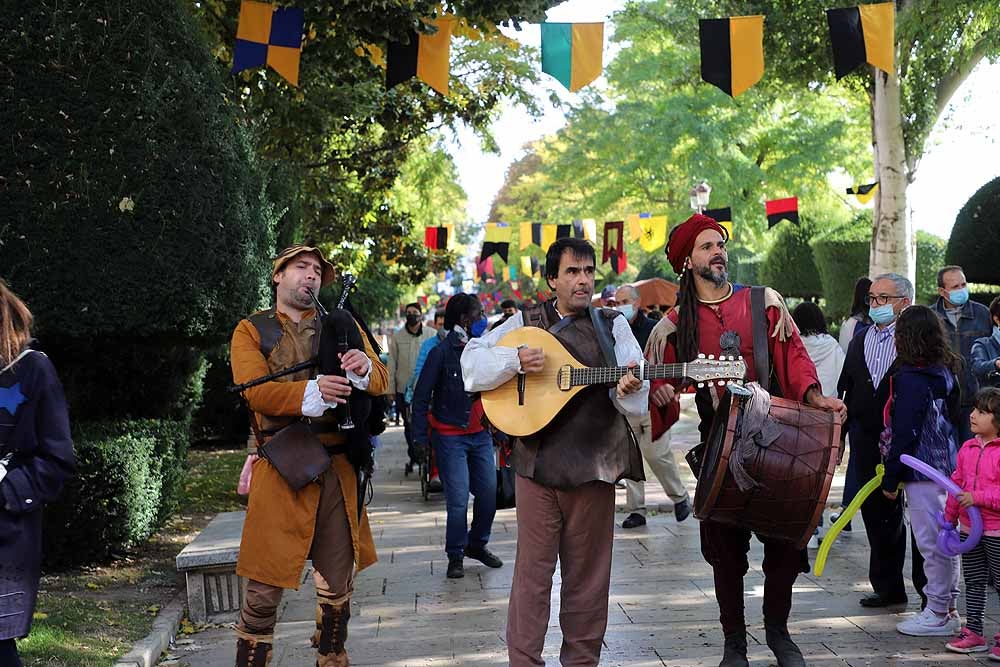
944,387,1000,656
881,305,963,637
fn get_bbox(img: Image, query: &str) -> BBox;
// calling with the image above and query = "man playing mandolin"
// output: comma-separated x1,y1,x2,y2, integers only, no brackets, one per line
462,237,648,667
645,214,846,667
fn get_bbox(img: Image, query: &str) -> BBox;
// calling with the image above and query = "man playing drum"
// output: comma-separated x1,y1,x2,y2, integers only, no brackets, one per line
645,214,846,667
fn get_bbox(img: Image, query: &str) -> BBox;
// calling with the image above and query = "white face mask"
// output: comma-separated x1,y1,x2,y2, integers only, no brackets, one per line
616,304,635,320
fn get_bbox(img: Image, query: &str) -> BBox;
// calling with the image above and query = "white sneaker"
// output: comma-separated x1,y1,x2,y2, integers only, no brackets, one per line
896,608,962,636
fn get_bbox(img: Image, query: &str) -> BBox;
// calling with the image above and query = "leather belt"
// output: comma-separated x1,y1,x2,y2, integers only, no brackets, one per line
260,420,340,437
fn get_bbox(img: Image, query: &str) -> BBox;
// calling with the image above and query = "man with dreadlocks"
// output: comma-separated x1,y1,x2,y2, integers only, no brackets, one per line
645,214,846,667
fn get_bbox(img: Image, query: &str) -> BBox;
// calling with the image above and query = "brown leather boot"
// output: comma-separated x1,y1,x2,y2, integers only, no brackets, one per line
312,598,351,667
235,637,273,667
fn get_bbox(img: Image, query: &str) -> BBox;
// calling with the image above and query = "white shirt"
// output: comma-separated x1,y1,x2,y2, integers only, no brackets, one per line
461,309,649,417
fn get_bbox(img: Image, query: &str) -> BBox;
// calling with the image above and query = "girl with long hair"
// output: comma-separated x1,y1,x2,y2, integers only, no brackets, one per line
0,279,76,666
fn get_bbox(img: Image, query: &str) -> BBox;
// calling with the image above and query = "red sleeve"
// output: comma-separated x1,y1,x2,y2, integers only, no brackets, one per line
768,306,820,402
646,327,681,441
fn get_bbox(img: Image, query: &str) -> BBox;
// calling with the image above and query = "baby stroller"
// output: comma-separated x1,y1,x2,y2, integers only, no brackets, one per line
420,436,443,501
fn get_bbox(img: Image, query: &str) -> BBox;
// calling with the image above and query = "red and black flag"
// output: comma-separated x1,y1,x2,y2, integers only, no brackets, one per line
699,15,765,97
846,182,879,205
424,225,448,250
386,17,454,95
603,221,627,274
826,3,894,80
765,197,799,228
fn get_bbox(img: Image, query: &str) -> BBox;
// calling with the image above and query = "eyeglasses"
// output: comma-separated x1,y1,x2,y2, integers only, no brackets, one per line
865,294,906,306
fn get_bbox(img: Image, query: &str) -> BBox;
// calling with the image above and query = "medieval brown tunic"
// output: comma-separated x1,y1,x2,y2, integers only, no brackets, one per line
230,308,386,590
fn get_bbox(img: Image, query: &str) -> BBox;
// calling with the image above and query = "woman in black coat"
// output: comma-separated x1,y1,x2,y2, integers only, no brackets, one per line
0,279,76,666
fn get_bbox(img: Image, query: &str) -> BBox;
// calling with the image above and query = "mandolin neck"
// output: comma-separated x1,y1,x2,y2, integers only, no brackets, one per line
569,363,690,386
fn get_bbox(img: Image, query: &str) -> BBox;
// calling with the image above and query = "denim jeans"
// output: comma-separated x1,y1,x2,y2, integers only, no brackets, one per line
432,429,497,559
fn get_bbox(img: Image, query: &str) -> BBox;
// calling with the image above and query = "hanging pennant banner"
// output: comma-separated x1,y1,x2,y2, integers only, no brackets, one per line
638,215,668,252
232,1,305,86
541,22,604,92
846,182,879,205
603,221,626,274
424,225,449,250
765,197,799,228
556,223,572,240
386,17,455,95
541,224,558,250
626,214,643,242
699,15,765,97
481,223,512,262
519,222,533,250
704,207,733,240
827,3,894,79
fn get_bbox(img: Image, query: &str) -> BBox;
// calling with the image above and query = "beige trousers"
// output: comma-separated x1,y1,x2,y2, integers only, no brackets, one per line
624,414,689,514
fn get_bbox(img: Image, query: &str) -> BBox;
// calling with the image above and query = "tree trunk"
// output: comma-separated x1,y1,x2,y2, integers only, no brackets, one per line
870,66,914,285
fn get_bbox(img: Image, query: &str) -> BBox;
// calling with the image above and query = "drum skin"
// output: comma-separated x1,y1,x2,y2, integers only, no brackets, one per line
693,391,841,549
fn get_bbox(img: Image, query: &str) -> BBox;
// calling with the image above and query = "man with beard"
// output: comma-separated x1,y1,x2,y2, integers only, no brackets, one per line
645,214,845,667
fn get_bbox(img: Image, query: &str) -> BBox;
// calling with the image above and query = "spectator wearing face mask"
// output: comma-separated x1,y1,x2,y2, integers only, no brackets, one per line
389,302,436,474
971,297,1000,391
932,266,992,443
410,293,501,579
615,284,691,529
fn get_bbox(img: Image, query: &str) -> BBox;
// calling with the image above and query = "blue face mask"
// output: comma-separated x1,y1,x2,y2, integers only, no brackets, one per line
869,304,896,325
470,316,488,338
948,287,970,306
616,304,635,321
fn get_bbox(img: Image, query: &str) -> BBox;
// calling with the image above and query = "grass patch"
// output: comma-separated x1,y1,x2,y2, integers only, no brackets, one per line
20,446,246,666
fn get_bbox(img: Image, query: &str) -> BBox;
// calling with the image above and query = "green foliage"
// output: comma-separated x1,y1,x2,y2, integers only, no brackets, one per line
727,245,763,287
916,230,947,304
2,0,275,341
43,419,190,568
192,345,249,445
637,254,673,281
811,219,871,321
946,175,1000,286
759,224,823,299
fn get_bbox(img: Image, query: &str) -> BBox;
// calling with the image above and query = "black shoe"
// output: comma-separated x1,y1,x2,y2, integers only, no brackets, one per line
622,512,647,529
765,623,805,667
674,498,692,522
719,632,749,667
859,592,908,608
404,462,414,476
464,546,503,568
446,557,464,579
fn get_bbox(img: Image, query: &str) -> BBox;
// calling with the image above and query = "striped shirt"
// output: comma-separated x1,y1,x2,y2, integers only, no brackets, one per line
864,320,897,388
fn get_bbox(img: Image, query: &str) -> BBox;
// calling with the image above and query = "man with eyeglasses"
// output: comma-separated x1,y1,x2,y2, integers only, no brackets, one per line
838,273,929,612
932,265,991,443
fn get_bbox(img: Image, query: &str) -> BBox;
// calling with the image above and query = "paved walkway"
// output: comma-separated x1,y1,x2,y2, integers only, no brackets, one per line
168,405,1000,666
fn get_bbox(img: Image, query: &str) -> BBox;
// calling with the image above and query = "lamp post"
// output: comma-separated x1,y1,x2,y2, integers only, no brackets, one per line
689,180,712,214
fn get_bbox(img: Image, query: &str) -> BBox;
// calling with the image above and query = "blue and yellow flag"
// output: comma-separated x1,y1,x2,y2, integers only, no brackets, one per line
232,1,304,86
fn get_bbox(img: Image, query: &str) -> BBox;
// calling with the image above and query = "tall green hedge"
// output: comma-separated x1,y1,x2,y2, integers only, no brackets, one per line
946,175,1000,286
811,220,871,321
4,1,276,565
727,245,762,287
759,224,823,299
915,230,947,305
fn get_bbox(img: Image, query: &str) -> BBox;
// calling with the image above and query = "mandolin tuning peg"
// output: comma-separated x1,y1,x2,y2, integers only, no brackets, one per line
717,380,726,386
707,354,715,360
698,353,705,359
697,382,705,388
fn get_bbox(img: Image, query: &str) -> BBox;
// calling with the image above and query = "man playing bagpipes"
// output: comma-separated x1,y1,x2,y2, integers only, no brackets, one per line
645,214,846,667
229,244,388,667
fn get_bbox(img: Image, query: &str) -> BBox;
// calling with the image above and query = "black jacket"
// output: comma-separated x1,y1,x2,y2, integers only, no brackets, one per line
838,324,899,437
410,330,477,443
630,311,657,352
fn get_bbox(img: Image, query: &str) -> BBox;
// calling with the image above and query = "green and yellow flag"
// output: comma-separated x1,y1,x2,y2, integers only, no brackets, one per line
699,16,764,97
541,23,604,92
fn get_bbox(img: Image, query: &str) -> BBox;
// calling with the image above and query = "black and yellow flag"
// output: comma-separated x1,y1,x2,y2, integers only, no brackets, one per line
846,182,879,205
386,17,454,95
704,207,733,240
827,3,894,79
699,16,764,97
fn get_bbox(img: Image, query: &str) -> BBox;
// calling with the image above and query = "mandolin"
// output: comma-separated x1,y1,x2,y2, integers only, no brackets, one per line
481,327,747,436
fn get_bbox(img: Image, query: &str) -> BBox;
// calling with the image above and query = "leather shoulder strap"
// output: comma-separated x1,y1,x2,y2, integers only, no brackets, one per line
248,308,282,359
750,286,770,389
589,307,618,368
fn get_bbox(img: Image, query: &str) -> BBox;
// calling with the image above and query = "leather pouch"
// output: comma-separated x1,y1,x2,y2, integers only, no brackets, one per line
258,421,331,491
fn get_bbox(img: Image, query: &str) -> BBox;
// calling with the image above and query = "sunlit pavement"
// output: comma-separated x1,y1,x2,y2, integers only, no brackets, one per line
172,403,1000,666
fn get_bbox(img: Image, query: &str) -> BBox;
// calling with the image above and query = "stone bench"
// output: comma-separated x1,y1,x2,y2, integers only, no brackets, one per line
176,510,246,624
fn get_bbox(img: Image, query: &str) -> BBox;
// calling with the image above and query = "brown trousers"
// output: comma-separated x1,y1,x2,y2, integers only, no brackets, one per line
699,520,808,636
506,474,615,667
236,466,356,638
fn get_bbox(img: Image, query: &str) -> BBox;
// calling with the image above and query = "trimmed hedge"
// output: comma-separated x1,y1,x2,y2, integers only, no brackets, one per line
946,175,1000,286
42,419,190,568
759,224,823,299
727,246,762,287
811,220,871,321
915,230,947,305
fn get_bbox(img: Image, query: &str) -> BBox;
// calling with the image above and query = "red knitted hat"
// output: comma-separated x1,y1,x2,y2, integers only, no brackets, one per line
665,213,728,274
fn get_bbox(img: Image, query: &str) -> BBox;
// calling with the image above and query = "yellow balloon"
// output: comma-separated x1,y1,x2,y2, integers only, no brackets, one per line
814,464,901,576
